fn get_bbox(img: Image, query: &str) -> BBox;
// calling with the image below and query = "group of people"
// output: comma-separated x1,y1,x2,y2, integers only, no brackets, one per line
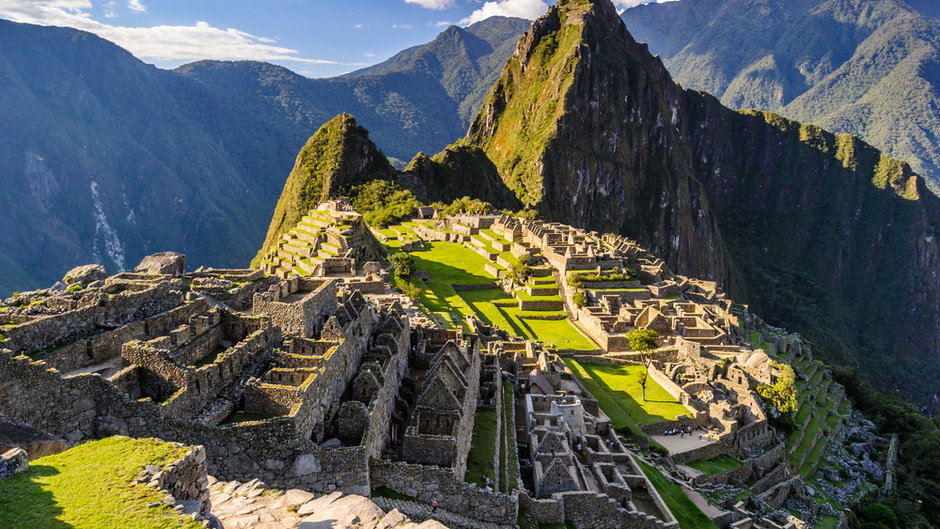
664,426,700,439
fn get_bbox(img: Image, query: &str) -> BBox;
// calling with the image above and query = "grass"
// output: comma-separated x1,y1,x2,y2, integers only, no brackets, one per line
392,242,597,350
636,458,719,529
371,486,414,501
0,437,203,529
500,381,518,492
465,409,498,487
686,455,743,477
564,359,691,425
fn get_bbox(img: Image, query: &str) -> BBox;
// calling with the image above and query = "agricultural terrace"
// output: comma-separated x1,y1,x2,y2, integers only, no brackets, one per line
387,238,597,351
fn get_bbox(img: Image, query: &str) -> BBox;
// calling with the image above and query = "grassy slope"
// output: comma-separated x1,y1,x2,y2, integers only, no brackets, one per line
636,458,719,529
0,437,202,529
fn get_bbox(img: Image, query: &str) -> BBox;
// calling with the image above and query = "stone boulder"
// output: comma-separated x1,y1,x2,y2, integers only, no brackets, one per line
0,448,28,479
63,264,107,287
135,252,186,276
0,414,67,460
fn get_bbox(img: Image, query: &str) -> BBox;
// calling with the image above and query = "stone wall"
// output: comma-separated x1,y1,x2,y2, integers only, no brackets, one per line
558,491,676,529
145,443,211,515
252,278,338,339
370,459,518,525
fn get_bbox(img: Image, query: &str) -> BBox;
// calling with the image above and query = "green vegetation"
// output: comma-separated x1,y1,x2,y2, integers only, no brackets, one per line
435,196,492,217
572,290,587,308
685,455,742,477
626,328,659,353
391,242,597,350
833,367,940,527
0,437,202,529
465,409,498,487
370,486,414,501
65,284,82,292
505,261,532,287
350,179,422,228
567,270,633,288
563,359,689,426
756,361,798,414
389,252,415,279
635,458,719,529
499,381,518,492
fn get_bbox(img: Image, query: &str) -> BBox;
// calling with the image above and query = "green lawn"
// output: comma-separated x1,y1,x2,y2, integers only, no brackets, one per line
500,381,518,492
565,359,691,425
393,242,597,350
465,409,498,487
686,455,743,477
636,458,719,529
0,437,203,529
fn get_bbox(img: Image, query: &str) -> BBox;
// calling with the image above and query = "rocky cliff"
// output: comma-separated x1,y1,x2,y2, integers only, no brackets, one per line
460,0,940,397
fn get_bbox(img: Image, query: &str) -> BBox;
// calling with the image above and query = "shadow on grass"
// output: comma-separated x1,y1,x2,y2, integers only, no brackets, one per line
0,465,72,529
586,369,676,425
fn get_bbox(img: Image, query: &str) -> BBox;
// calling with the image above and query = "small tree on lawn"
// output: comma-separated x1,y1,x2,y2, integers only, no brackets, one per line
506,261,531,287
627,328,660,401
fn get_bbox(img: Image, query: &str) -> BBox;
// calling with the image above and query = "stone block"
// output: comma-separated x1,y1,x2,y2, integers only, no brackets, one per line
135,252,186,276
0,448,29,479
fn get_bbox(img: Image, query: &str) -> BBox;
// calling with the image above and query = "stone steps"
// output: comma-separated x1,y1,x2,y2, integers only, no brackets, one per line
372,497,513,529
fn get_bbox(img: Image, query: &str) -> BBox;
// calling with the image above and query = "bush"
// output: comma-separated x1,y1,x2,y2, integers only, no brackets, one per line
389,252,415,279
350,180,422,228
572,290,588,308
439,196,491,217
506,261,531,286
627,328,659,352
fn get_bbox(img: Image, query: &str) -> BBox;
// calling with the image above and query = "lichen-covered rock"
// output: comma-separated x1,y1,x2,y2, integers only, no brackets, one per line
0,448,29,478
63,264,107,287
135,252,186,276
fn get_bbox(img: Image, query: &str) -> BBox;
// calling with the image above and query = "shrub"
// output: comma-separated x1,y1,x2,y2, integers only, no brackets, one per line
572,290,587,308
66,284,83,292
627,328,659,352
506,261,531,286
389,253,415,279
350,180,422,228
756,361,798,413
439,196,491,217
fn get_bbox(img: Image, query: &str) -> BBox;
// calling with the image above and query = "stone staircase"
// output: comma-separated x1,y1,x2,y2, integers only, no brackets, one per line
372,497,514,529
785,355,851,478
260,209,357,279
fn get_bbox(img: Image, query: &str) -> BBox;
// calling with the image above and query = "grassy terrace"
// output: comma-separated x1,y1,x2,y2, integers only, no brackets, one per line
500,381,518,492
391,241,597,350
636,458,719,529
465,409,498,487
686,455,743,477
0,437,203,529
564,359,690,427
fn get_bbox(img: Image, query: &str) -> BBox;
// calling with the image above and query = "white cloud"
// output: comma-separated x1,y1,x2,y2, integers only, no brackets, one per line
102,0,117,18
428,20,452,27
461,0,548,26
612,0,679,9
353,23,363,29
363,52,375,57
126,0,144,13
404,0,454,9
0,0,361,65
391,23,413,29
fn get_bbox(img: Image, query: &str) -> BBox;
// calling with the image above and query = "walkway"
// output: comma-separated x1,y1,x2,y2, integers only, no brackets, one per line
372,497,514,529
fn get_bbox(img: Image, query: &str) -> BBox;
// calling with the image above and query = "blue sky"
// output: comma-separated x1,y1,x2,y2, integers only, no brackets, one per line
0,0,672,77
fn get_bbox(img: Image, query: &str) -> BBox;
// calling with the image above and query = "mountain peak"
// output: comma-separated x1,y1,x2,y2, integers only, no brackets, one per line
254,114,395,264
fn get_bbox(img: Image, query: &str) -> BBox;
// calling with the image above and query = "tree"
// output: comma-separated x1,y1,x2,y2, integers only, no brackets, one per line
756,361,798,414
389,252,415,279
506,261,531,287
572,290,588,308
627,328,659,401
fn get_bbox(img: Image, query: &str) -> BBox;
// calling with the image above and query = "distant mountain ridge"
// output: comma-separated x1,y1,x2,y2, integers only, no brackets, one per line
0,16,528,296
622,0,940,194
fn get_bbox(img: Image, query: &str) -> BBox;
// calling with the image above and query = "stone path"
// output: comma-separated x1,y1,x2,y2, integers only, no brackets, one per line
372,497,514,529
207,477,454,529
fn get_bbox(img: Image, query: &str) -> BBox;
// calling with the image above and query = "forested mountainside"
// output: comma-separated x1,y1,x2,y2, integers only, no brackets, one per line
621,0,940,194
0,17,527,296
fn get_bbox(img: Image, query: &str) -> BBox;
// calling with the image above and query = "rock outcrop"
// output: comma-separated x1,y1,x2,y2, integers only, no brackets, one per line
135,252,186,276
63,264,107,287
0,414,67,460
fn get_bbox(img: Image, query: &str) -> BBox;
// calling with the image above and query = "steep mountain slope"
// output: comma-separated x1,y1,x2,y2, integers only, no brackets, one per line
256,114,396,262
461,0,940,398
622,0,940,193
0,19,275,295
0,17,527,296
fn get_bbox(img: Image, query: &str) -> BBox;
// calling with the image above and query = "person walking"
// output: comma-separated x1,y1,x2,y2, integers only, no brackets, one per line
431,498,438,513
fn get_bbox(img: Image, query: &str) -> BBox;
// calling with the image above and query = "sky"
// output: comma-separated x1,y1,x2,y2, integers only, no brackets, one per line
0,0,677,77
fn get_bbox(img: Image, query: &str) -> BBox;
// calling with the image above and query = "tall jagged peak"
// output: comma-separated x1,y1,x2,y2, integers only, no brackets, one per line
254,114,395,263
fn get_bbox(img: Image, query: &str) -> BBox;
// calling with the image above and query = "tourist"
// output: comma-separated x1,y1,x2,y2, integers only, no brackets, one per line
431,498,438,513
